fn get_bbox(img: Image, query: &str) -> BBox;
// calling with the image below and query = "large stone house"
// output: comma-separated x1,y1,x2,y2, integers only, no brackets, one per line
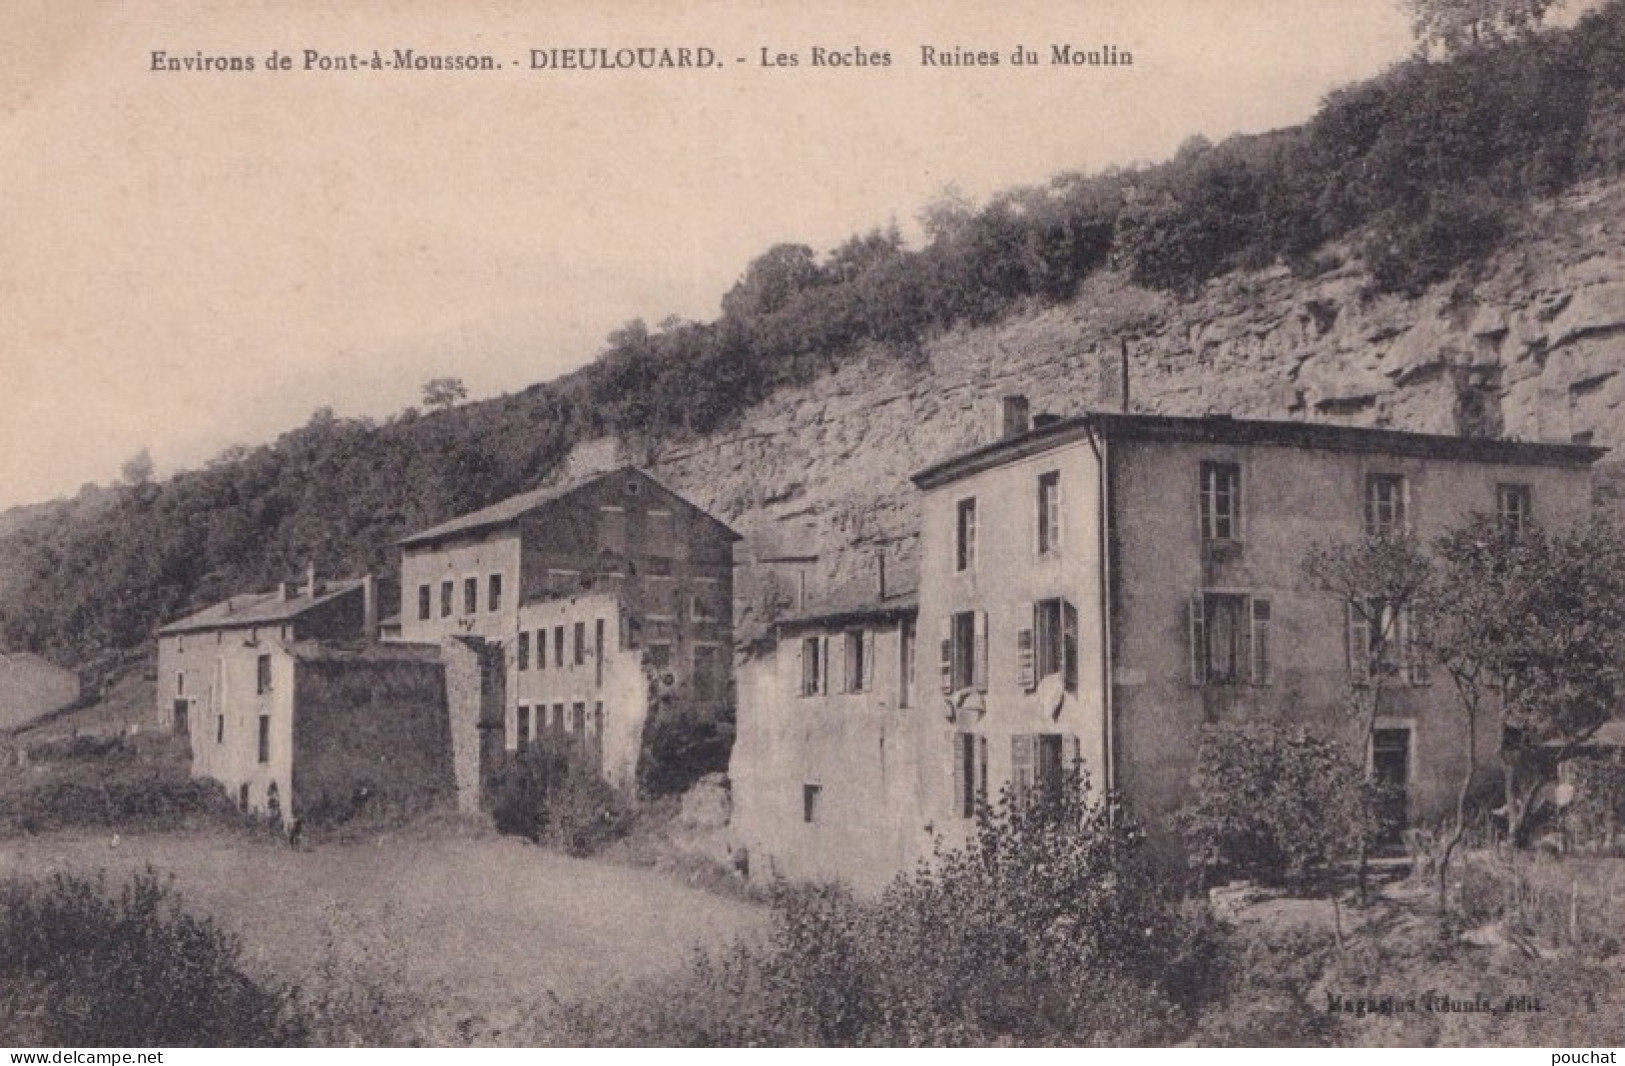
394,465,740,788
730,405,1603,890
156,466,736,819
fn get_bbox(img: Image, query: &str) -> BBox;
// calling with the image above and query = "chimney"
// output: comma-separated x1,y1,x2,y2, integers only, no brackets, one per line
876,553,888,602
305,562,318,598
1120,337,1131,413
277,581,291,602
361,573,378,641
1096,339,1132,412
995,394,1031,441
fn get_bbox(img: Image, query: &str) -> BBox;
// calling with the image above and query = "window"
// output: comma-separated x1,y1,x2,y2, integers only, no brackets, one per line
595,618,606,685
1365,474,1408,538
941,610,985,694
646,576,677,620
1037,471,1062,554
1497,483,1532,536
1199,462,1241,542
552,703,566,745
440,580,454,618
176,672,185,696
517,631,530,671
955,498,977,572
952,732,989,818
1188,593,1272,686
1347,600,1428,686
1026,598,1079,692
536,629,547,669
573,621,587,666
802,783,822,824
554,626,565,668
691,589,719,622
647,642,674,669
693,643,724,703
172,700,189,736
517,706,531,750
800,636,824,697
648,510,675,558
1012,734,1075,803
572,702,587,745
899,619,916,708
257,715,270,764
842,630,873,693
600,505,628,554
488,574,503,613
216,715,224,745
256,653,273,694
418,584,432,621
463,577,478,615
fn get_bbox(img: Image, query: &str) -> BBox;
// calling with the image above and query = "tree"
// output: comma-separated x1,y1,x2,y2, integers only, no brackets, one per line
420,377,467,412
119,448,154,487
1302,533,1434,895
1424,518,1625,848
1400,0,1558,57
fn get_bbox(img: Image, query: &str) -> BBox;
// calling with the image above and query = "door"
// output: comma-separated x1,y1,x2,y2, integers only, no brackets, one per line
172,699,190,736
1372,728,1411,845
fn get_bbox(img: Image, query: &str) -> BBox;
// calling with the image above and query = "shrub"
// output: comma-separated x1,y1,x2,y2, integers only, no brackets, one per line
638,705,732,797
0,736,238,837
1179,721,1379,887
488,744,633,857
0,870,305,1045
569,771,1217,1046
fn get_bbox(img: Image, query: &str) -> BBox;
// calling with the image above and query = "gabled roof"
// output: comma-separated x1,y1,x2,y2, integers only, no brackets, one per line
158,579,365,636
397,465,741,548
912,412,1607,490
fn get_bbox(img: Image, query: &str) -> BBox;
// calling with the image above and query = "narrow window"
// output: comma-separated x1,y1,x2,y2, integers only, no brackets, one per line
176,672,185,696
537,629,547,670
418,584,431,621
1251,598,1272,686
843,630,866,693
899,619,916,708
463,577,478,615
802,783,822,824
801,635,822,697
1199,462,1241,542
1037,471,1062,554
955,498,977,572
440,580,453,618
216,715,224,745
518,631,530,671
256,653,272,695
257,715,270,764
1190,593,1250,685
952,732,986,818
949,611,977,692
573,621,587,666
552,703,566,745
489,574,503,613
1365,474,1408,538
554,626,565,668
517,706,531,750
1497,483,1532,536
572,702,587,745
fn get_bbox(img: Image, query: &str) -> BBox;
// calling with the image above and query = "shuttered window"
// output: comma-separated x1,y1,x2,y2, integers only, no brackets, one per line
1037,471,1061,555
800,636,823,697
952,732,988,818
1190,592,1272,686
517,632,530,671
944,611,982,693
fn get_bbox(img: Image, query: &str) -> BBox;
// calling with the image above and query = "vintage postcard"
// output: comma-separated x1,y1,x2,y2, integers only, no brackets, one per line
4,0,1625,1052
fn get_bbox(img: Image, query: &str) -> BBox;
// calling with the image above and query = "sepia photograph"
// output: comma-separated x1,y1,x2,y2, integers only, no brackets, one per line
3,0,1625,1050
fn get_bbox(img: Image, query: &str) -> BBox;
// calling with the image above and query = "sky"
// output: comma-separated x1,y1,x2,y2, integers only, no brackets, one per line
0,0,1416,510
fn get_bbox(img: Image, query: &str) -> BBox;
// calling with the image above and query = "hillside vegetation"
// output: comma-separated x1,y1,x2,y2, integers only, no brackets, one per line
4,1,1625,677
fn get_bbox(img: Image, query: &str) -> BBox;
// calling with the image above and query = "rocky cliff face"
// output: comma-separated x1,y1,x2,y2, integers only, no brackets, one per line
628,179,1625,636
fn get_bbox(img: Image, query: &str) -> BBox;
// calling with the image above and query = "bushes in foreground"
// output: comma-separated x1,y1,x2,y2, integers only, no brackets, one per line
488,744,633,857
558,773,1219,1046
0,870,305,1046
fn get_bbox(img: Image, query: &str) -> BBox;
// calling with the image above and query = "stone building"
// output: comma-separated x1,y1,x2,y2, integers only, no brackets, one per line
394,465,739,788
731,405,1603,888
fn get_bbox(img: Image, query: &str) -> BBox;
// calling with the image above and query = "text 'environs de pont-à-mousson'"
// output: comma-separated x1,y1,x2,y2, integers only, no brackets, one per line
147,43,1135,75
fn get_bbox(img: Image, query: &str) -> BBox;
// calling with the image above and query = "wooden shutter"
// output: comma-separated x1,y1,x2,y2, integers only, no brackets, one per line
939,616,953,695
832,634,847,695
1017,626,1036,692
1347,601,1371,681
1011,734,1036,797
1250,598,1272,686
1404,607,1429,686
1062,600,1079,692
796,638,806,697
952,733,968,818
972,610,988,693
977,735,990,803
1188,593,1206,686
1065,735,1082,784
820,637,830,695
862,631,876,692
